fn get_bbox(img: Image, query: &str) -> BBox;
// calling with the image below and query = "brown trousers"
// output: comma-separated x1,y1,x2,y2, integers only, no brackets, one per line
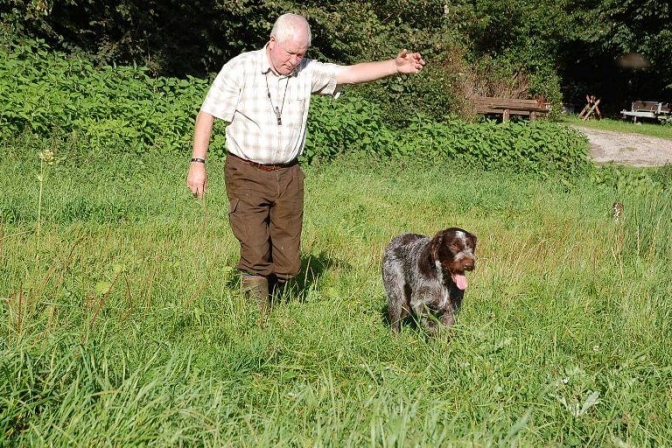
224,154,304,280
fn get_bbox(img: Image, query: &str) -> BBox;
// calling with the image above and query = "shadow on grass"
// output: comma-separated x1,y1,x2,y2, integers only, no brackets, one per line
274,251,348,302
379,303,459,340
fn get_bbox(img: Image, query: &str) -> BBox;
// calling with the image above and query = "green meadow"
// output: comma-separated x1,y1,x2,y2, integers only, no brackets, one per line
2,136,672,446
562,115,672,140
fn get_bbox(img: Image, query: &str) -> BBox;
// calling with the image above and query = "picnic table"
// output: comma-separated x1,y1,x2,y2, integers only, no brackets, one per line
621,100,671,123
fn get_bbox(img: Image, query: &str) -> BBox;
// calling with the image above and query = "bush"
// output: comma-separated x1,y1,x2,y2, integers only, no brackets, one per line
0,38,209,154
1,39,591,177
397,117,590,176
306,96,590,176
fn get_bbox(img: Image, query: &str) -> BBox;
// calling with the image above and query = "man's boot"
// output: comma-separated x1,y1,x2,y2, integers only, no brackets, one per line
269,276,297,303
268,275,282,300
241,275,269,314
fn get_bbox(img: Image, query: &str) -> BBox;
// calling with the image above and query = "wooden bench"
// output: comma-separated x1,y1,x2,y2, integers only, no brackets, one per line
472,96,550,121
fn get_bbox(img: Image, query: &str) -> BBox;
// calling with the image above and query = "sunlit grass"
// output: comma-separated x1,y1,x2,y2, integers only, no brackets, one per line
562,114,672,140
2,144,672,446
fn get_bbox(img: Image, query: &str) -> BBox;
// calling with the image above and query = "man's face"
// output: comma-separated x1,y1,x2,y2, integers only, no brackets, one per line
267,34,309,76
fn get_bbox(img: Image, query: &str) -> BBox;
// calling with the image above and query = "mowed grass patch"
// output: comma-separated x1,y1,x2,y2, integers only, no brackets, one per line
562,115,672,141
2,148,671,446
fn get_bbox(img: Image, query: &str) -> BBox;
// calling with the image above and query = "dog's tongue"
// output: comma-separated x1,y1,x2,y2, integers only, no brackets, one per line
452,273,468,290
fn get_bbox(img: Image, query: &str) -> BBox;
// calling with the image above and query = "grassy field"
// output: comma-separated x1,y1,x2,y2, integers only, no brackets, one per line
2,140,672,446
562,115,672,140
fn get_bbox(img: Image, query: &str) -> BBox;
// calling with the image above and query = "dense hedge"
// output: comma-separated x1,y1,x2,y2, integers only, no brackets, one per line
0,39,209,154
306,97,589,175
1,39,589,176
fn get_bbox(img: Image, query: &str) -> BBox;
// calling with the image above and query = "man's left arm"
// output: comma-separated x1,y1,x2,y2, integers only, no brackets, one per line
336,49,425,85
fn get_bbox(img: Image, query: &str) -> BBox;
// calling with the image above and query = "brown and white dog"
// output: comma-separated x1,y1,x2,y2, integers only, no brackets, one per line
382,227,477,333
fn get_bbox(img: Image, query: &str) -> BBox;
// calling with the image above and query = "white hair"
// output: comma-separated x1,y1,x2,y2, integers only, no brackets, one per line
270,14,312,46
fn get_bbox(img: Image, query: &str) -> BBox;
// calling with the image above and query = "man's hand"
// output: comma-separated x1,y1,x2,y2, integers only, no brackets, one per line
395,49,425,74
189,112,215,200
187,163,207,199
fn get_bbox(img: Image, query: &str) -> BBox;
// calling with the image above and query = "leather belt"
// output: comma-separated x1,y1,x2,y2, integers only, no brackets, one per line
230,153,298,172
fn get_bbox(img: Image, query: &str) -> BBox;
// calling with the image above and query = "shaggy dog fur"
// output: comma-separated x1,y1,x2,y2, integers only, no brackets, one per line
382,227,477,333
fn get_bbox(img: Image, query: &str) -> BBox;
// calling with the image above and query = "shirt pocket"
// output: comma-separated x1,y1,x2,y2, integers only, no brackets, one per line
282,97,306,128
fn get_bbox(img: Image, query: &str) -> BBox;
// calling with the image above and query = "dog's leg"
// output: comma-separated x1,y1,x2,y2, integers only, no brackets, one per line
439,290,462,328
410,292,436,334
440,309,456,327
386,288,405,333
383,263,407,333
418,315,439,335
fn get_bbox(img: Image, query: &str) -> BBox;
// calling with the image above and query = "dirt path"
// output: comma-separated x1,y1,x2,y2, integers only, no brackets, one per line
572,126,672,167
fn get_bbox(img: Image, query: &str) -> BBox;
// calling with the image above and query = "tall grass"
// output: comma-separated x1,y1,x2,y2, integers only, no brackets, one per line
2,142,672,446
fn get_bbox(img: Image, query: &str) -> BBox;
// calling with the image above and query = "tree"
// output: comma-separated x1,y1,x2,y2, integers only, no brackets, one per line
557,0,672,111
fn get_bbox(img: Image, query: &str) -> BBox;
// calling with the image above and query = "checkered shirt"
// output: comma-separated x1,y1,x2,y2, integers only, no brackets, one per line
200,47,342,164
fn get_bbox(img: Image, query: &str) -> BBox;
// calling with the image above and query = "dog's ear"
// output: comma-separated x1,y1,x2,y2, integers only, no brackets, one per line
429,232,443,262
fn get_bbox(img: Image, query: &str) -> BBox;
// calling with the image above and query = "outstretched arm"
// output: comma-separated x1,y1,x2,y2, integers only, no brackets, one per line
336,49,425,85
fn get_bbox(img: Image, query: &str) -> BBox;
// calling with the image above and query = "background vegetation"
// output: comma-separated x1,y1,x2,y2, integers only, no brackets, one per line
2,0,671,119
0,40,590,177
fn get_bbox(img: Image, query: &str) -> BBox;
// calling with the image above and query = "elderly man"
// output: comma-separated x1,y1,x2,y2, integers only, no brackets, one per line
187,13,425,311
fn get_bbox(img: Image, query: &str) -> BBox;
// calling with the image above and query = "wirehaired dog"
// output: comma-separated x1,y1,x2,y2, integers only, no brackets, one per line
382,228,477,333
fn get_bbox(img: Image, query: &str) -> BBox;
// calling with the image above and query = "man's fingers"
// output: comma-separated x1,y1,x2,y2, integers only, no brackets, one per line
189,184,205,199
397,49,425,73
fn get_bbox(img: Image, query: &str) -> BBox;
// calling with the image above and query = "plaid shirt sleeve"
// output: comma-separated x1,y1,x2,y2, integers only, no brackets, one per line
307,61,343,97
200,56,246,122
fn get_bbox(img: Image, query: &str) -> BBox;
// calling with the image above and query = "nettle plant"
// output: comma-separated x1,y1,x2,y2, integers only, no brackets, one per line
591,165,664,196
1,39,208,154
304,96,590,176
2,39,591,176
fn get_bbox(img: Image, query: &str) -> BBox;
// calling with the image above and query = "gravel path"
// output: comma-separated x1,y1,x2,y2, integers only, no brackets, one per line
572,126,672,167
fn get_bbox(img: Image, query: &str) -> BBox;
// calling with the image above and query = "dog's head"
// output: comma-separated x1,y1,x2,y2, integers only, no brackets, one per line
430,227,477,290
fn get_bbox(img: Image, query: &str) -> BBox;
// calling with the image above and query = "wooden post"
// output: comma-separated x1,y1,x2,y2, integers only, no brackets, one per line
580,95,601,120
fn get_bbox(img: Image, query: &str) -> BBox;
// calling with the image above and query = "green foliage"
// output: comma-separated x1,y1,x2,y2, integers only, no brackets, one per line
306,95,590,176
0,39,209,154
304,95,399,162
591,165,670,197
338,0,470,124
398,118,590,176
351,45,470,126
0,0,277,76
1,40,590,176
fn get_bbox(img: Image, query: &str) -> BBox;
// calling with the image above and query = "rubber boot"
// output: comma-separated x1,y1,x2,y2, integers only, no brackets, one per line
268,275,283,299
241,275,269,314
